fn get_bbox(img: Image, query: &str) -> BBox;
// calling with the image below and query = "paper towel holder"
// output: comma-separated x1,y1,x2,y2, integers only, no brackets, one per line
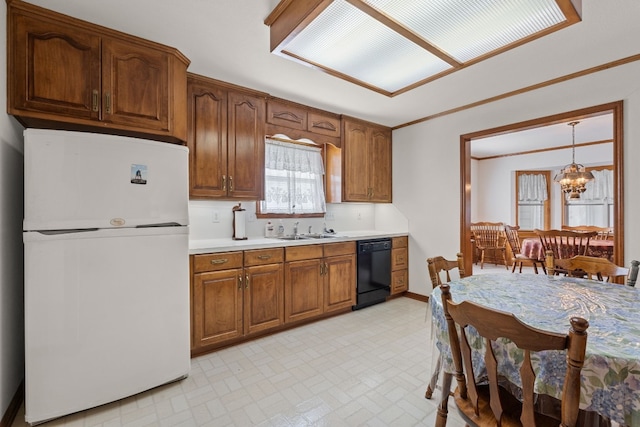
232,203,248,240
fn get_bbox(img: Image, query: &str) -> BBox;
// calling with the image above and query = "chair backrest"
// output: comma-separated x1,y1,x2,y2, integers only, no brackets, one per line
562,225,613,241
535,229,598,259
427,253,465,288
546,251,639,286
470,222,505,249
440,283,589,426
503,224,522,254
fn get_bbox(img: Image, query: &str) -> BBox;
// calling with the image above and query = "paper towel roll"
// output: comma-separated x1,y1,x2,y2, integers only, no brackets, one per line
234,210,246,240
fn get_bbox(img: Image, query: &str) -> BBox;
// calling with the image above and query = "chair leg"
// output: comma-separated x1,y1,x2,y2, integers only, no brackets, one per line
511,261,517,273
532,262,539,274
480,250,485,269
425,354,442,399
435,373,453,427
502,249,509,269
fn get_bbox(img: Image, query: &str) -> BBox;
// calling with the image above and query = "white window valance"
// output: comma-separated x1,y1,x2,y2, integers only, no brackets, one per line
580,169,613,201
265,138,324,174
518,173,548,202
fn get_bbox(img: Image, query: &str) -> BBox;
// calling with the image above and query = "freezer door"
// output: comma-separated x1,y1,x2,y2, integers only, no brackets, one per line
24,129,189,231
24,226,190,424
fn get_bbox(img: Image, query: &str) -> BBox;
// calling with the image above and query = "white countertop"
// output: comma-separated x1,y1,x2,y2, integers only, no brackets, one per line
189,230,408,254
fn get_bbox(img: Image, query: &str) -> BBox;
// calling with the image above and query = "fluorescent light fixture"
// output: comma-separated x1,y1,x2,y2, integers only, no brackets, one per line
265,0,581,96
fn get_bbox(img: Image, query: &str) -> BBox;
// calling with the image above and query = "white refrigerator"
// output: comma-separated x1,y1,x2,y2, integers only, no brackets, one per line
23,129,191,424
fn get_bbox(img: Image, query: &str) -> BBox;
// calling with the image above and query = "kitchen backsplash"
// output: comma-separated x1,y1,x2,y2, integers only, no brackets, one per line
188,200,408,241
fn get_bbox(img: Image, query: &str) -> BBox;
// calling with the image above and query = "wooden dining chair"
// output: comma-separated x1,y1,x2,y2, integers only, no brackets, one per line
437,283,589,427
545,251,639,286
504,224,546,274
470,222,508,269
535,229,598,275
425,254,466,400
562,225,613,240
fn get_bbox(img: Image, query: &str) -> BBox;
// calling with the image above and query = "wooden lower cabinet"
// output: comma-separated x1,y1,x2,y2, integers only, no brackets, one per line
284,257,324,323
191,249,284,353
284,242,356,323
191,240,360,355
391,236,409,294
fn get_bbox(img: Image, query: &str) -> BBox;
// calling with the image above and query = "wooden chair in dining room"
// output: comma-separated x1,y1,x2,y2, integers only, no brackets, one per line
545,251,639,286
535,229,598,275
470,222,508,269
504,224,546,274
425,253,466,400
562,225,613,240
435,283,589,427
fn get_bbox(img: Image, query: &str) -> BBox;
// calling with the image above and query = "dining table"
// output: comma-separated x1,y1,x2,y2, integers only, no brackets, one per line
521,237,615,262
429,273,640,426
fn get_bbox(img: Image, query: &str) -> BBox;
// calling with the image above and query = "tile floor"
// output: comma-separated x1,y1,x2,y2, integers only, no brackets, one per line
13,297,467,427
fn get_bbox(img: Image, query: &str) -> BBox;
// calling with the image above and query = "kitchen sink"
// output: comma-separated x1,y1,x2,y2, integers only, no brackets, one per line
303,233,337,239
277,235,310,240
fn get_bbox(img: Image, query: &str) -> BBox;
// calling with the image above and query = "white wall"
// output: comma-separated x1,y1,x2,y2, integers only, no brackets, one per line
473,143,612,228
188,200,410,242
0,0,27,417
393,60,640,297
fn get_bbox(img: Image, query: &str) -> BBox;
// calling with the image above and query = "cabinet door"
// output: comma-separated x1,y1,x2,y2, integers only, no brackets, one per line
187,80,229,198
369,127,392,202
391,269,408,294
284,259,323,323
10,12,101,120
244,263,284,335
343,120,371,202
227,91,265,199
192,269,243,349
101,38,169,131
323,254,356,313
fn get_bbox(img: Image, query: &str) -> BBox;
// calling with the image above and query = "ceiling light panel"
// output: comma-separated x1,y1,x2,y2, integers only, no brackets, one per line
364,0,567,62
282,0,452,93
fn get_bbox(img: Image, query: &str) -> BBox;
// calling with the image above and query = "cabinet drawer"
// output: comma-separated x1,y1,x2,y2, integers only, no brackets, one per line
244,248,284,266
323,241,355,257
392,247,408,270
392,236,408,248
193,251,243,273
391,269,408,294
266,100,306,130
286,244,323,261
307,111,340,138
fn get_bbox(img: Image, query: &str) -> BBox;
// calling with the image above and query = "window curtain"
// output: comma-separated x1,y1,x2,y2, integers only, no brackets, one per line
261,139,326,214
581,169,613,201
518,173,548,202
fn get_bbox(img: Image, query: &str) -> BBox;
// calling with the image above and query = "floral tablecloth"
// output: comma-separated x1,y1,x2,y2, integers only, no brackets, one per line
430,273,640,426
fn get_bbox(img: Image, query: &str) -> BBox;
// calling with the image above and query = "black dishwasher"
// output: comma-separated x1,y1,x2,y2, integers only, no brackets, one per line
354,238,391,310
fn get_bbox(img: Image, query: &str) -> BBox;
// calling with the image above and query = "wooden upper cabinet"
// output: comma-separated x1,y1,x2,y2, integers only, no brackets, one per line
7,0,189,144
343,118,392,203
187,73,266,200
266,98,341,142
101,39,170,132
227,91,266,199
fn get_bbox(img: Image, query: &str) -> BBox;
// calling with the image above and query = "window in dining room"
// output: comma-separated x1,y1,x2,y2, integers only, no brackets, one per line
515,170,550,230
563,166,613,228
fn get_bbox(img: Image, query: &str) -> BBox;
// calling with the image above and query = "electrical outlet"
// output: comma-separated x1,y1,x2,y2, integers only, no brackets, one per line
357,212,362,220
212,210,220,223
248,213,257,222
325,211,335,221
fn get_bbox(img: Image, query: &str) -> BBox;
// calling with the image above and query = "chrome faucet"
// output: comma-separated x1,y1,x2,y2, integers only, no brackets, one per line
293,221,299,236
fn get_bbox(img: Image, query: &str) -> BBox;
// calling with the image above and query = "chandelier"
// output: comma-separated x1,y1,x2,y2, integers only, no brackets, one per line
554,121,594,199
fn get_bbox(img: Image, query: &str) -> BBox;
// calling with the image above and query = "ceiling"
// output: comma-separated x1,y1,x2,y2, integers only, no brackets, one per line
19,0,640,131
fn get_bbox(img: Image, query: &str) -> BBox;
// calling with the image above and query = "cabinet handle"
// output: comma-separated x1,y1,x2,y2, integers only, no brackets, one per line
229,176,234,192
238,275,243,289
210,258,228,265
245,274,249,289
105,92,111,114
92,90,99,112
257,255,272,260
222,175,227,191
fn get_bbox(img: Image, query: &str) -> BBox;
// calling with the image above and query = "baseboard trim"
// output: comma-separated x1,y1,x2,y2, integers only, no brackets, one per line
404,292,429,303
1,381,24,427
